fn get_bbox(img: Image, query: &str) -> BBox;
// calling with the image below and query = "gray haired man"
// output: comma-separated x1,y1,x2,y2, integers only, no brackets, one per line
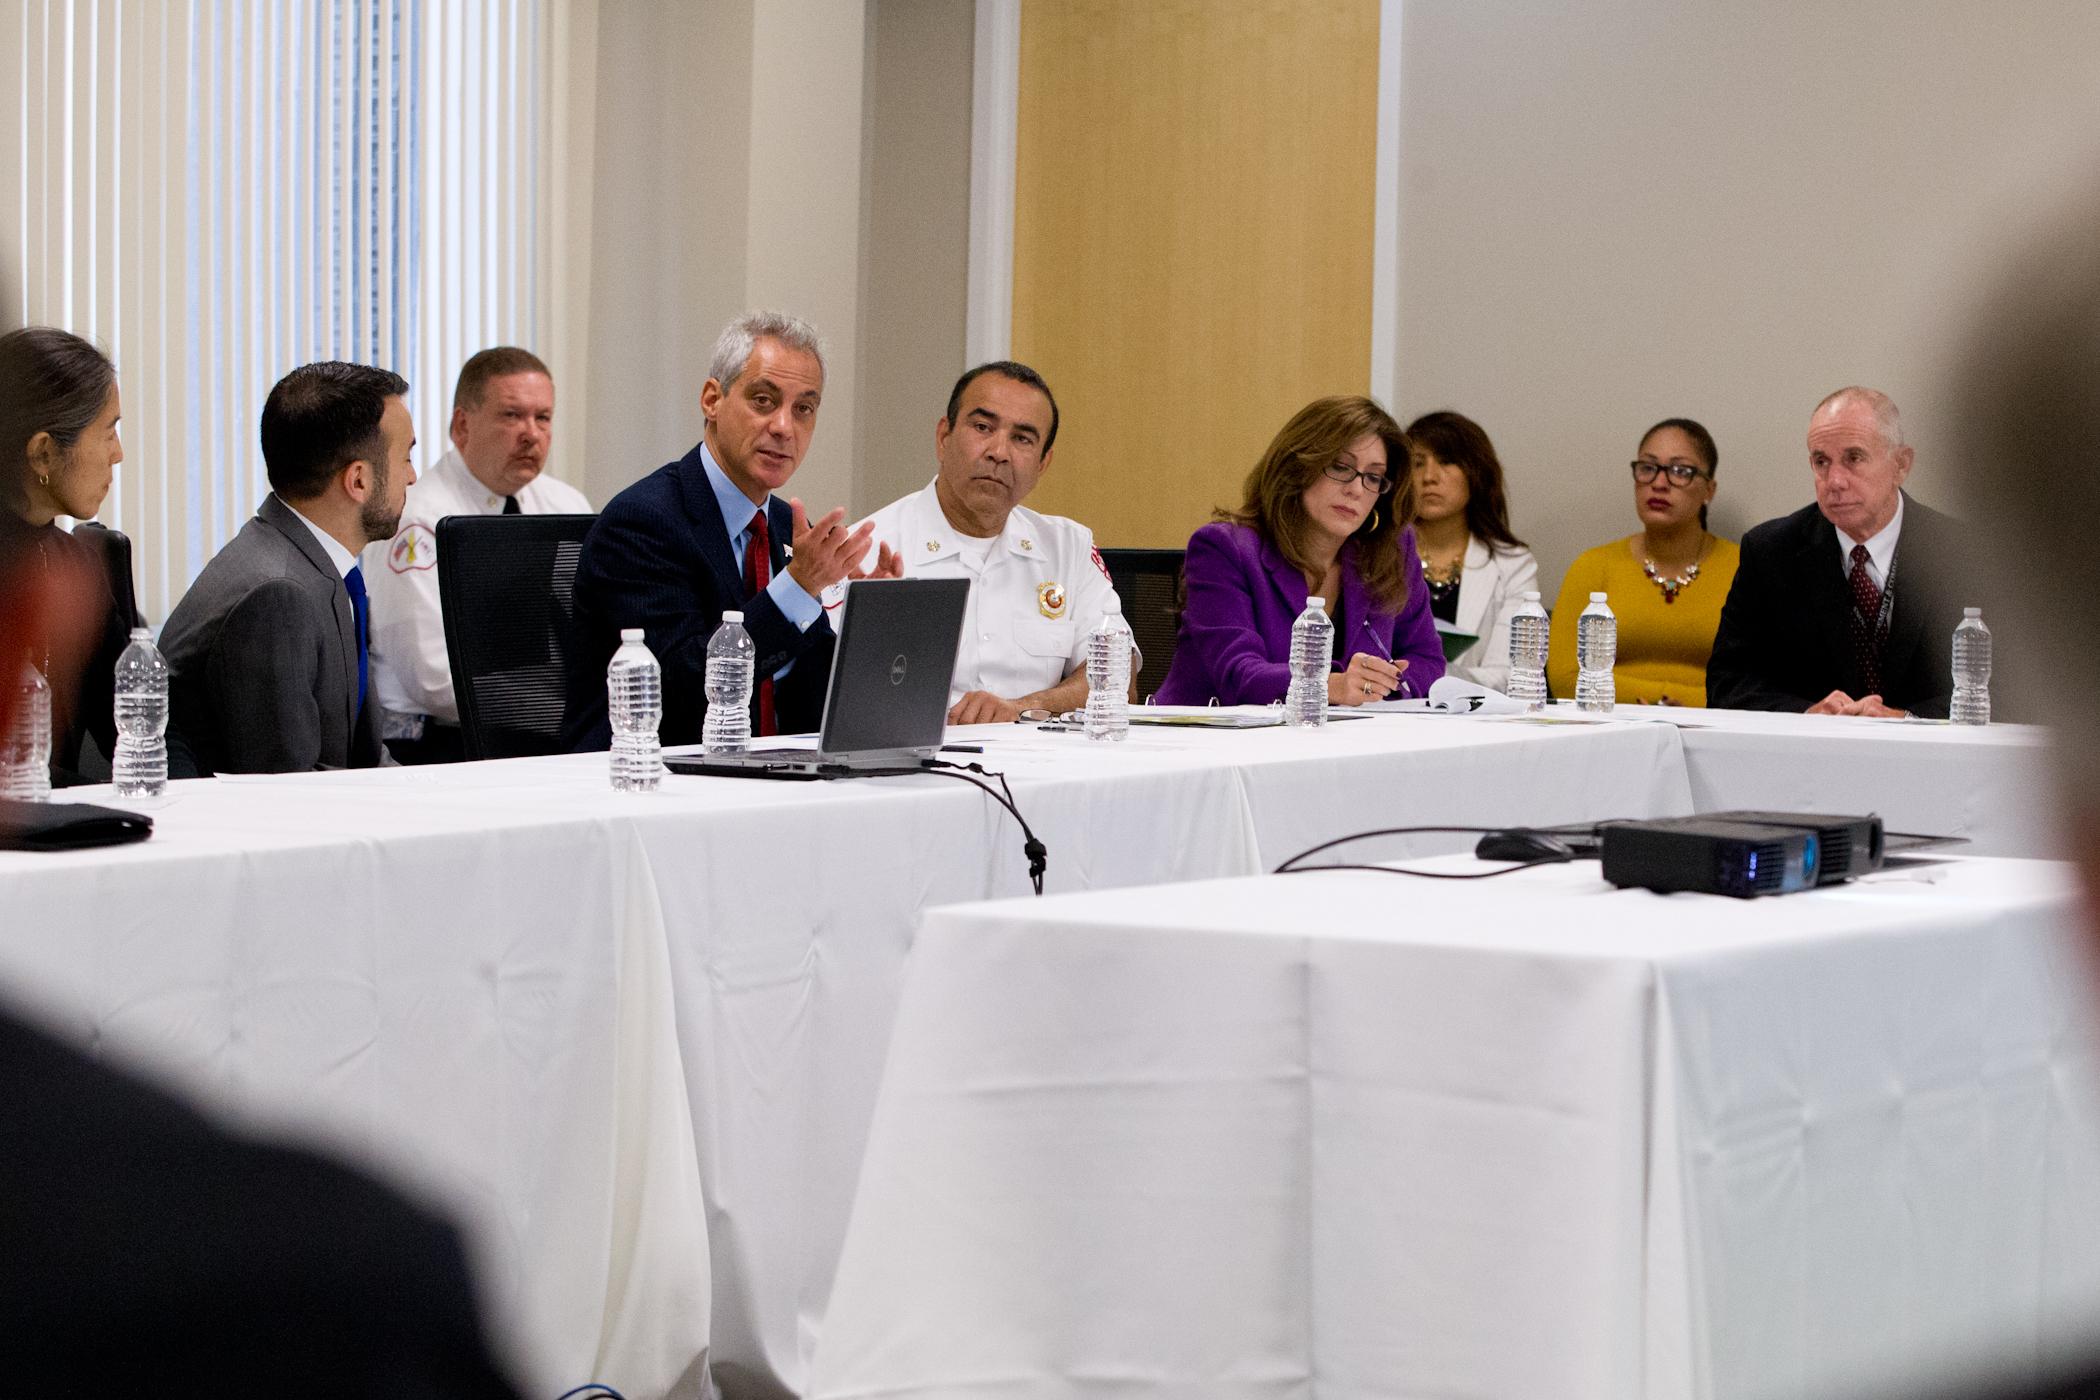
560,310,900,749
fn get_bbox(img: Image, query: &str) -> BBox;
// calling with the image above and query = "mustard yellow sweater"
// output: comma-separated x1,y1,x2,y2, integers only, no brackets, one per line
1547,536,1740,707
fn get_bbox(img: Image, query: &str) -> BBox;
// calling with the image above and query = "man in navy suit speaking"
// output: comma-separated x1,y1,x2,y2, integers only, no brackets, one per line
563,311,901,749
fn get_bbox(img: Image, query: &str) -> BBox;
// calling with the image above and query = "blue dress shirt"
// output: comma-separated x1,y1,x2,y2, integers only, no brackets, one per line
701,443,820,677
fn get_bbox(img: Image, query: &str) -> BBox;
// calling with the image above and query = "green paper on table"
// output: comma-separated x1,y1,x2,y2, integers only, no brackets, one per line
1432,619,1479,663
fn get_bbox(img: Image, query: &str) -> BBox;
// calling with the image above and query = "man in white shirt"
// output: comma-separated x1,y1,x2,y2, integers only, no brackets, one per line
826,361,1129,723
363,347,591,762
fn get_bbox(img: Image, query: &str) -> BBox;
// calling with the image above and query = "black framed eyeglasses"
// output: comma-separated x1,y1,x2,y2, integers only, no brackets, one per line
1631,460,1710,487
1322,462,1396,495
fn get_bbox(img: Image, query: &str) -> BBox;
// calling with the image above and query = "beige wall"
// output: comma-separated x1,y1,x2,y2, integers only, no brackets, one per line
578,0,872,520
1012,0,1382,549
1390,1,2100,601
856,0,976,517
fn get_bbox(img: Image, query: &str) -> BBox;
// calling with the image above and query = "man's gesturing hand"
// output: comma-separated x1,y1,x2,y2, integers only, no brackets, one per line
852,541,904,582
785,499,879,598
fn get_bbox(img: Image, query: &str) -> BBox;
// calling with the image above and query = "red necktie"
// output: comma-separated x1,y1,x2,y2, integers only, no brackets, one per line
1847,544,1884,698
744,509,778,737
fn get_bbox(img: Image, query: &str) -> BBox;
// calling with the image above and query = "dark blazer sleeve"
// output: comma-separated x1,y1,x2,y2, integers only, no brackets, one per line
1706,524,1813,712
205,578,332,772
565,489,833,748
1177,525,1294,706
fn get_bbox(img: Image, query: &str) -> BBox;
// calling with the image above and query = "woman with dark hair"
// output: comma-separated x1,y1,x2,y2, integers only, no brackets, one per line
1404,411,1539,690
1156,395,1445,706
0,326,192,784
1547,417,1741,707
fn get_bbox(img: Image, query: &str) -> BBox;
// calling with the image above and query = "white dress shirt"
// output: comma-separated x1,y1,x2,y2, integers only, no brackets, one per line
285,501,361,579
823,479,1127,706
1835,491,1904,591
361,448,593,724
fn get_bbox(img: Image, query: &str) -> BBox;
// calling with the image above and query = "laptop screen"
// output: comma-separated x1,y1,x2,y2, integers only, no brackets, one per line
815,576,970,756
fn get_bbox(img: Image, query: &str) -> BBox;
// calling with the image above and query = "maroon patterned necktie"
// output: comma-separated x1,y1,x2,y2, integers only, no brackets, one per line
744,509,778,737
1847,543,1884,697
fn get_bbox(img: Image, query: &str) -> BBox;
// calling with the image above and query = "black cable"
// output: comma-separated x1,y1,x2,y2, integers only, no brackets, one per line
853,759,1048,895
1273,823,1609,881
555,1386,627,1400
1274,825,1511,874
1279,859,1570,881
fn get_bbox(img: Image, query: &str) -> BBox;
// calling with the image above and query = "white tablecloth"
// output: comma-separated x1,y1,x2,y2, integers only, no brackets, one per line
812,856,2100,1400
0,767,714,1398
1662,706,2055,857
0,706,2054,1397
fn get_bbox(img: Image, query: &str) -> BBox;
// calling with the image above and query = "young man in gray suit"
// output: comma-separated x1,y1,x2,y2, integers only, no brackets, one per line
161,361,417,773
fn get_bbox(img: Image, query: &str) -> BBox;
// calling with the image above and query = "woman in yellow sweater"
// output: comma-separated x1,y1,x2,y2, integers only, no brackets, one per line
1549,418,1740,707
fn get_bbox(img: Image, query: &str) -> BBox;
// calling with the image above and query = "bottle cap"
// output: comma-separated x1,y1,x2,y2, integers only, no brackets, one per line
1589,592,1608,602
130,626,151,640
721,611,744,623
620,628,645,642
1964,607,1982,617
1307,597,1327,611
1522,591,1539,601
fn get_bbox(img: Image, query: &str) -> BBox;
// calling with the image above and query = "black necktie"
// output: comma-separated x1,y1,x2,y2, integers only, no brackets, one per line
501,495,520,515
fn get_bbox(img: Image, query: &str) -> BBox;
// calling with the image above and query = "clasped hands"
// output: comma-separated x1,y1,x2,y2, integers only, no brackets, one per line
783,500,902,597
1326,651,1409,706
1807,689,1907,718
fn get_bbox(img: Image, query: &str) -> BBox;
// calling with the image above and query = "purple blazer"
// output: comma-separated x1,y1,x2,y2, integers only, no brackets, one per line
1155,521,1447,705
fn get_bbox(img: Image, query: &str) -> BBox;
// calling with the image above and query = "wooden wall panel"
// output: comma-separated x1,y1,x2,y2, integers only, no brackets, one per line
1012,0,1379,548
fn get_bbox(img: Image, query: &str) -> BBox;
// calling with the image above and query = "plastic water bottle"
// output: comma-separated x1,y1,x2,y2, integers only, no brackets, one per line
1284,598,1334,728
0,662,51,801
1083,608,1133,741
1950,608,1991,726
607,628,664,791
1507,590,1549,712
702,611,756,755
112,627,170,797
1575,592,1617,713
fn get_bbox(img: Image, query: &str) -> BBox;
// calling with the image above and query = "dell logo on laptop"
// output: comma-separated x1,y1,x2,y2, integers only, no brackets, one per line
889,653,908,686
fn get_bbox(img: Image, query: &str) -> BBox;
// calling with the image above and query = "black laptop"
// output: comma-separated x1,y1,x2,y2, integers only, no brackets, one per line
665,576,970,780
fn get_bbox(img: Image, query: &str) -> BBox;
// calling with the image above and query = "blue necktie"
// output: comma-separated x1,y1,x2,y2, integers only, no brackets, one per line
344,564,369,716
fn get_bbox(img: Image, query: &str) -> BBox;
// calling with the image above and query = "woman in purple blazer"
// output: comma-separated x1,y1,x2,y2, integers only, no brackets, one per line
1156,395,1446,706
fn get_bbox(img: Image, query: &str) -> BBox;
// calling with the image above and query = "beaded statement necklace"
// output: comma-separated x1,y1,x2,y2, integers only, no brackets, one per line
1641,553,1702,603
1420,553,1463,608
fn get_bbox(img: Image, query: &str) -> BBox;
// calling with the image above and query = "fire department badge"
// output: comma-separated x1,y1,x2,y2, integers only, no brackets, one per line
389,523,437,572
1037,581,1067,619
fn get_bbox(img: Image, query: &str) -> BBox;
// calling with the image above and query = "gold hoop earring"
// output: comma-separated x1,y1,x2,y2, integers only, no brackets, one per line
1367,507,1380,533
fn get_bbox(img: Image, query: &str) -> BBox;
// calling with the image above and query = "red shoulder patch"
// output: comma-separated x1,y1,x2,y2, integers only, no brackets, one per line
1091,544,1110,581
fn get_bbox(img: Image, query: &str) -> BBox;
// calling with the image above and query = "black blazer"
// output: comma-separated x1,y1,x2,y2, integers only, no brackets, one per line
159,494,385,773
0,1004,521,1396
1707,493,1967,717
562,442,835,750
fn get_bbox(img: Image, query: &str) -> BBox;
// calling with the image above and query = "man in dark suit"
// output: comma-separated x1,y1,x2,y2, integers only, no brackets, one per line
161,362,416,772
563,310,900,749
1707,386,1966,717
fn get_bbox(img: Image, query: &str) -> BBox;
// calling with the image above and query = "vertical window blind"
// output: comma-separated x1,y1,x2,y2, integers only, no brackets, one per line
1,0,548,622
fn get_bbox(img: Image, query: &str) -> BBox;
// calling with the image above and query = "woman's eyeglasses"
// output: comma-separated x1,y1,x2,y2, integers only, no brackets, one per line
1630,460,1711,487
1322,462,1396,495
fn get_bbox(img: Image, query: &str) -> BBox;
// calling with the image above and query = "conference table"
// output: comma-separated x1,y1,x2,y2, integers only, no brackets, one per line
811,855,2100,1400
0,705,2057,1397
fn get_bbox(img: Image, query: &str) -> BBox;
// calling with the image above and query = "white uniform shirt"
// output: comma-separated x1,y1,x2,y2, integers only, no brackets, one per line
824,479,1126,706
360,447,593,724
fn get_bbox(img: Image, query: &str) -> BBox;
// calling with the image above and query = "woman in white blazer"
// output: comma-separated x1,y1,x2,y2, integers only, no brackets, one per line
1403,411,1539,692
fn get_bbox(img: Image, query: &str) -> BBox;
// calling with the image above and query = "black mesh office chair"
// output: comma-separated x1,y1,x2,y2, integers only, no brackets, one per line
1097,548,1186,702
436,514,596,760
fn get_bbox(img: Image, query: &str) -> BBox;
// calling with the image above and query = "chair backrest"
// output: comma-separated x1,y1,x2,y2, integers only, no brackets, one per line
1097,547,1186,702
436,513,597,760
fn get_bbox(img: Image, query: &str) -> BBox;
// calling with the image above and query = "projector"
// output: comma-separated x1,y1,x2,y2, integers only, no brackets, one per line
1600,817,1823,899
1697,811,1885,885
